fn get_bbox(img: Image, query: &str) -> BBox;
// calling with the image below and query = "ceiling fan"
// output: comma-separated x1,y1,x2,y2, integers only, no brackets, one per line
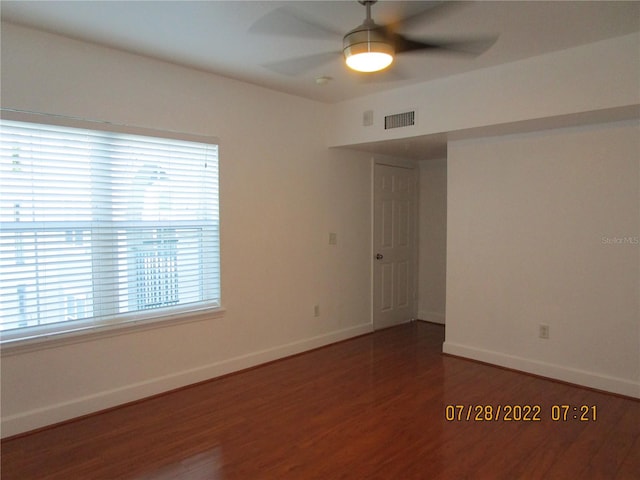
250,0,498,76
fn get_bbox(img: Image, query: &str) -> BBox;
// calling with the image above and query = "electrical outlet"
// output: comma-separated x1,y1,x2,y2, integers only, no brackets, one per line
328,232,337,245
313,305,320,317
539,324,550,339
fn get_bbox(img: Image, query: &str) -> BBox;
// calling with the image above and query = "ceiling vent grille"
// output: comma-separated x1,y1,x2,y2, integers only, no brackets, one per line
384,111,415,130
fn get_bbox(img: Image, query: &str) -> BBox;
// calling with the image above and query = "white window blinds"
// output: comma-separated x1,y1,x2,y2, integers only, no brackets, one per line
0,117,220,344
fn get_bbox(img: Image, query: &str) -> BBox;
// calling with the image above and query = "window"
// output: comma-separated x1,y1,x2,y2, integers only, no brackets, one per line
0,114,221,346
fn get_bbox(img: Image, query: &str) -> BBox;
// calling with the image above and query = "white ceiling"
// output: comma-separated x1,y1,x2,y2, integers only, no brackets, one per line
2,0,639,105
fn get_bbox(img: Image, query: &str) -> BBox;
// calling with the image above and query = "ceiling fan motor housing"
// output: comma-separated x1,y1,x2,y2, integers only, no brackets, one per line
343,23,393,54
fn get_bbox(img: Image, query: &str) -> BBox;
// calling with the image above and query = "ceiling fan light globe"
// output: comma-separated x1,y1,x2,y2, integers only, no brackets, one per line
343,39,394,73
345,51,393,72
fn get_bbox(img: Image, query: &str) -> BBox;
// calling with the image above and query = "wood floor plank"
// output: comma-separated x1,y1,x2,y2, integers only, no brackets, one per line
2,322,639,479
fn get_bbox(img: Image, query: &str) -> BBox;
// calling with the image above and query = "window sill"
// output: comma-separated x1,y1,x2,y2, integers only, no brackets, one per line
0,306,226,357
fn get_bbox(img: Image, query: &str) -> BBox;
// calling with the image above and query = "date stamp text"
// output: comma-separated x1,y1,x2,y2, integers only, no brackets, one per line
444,404,597,422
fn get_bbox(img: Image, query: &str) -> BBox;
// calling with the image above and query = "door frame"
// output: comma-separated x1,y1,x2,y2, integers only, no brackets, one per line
371,156,419,329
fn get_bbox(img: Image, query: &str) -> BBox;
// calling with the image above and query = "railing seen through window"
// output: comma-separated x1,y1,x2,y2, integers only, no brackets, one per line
0,116,221,343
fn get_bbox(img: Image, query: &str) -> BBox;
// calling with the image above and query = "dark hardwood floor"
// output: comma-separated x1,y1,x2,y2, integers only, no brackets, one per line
2,322,639,479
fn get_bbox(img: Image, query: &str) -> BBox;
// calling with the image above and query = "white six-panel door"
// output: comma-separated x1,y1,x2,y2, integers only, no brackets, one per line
373,163,418,330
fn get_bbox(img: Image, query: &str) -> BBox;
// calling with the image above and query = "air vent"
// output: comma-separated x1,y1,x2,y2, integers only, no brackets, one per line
384,111,415,130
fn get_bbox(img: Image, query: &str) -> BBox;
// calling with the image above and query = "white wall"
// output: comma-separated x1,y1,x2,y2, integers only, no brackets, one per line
444,121,640,398
417,159,447,324
0,23,374,437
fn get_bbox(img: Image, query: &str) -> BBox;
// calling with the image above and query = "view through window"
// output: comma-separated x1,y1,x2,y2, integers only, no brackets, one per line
0,117,220,344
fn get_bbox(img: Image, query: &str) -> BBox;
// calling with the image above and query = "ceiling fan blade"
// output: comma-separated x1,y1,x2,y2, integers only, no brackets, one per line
262,51,341,76
386,1,472,32
249,6,342,39
391,33,499,56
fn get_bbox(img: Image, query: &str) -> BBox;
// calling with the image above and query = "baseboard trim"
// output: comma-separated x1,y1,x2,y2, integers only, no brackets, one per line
417,311,445,325
2,323,373,438
442,341,640,399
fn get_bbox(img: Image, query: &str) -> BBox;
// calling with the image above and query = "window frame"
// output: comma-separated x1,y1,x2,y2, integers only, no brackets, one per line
0,110,224,355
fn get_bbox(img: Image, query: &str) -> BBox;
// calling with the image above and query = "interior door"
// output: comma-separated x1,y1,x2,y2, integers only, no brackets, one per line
373,162,418,330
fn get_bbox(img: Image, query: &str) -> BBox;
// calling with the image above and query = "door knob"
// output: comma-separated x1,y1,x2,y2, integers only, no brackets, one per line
375,253,384,260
